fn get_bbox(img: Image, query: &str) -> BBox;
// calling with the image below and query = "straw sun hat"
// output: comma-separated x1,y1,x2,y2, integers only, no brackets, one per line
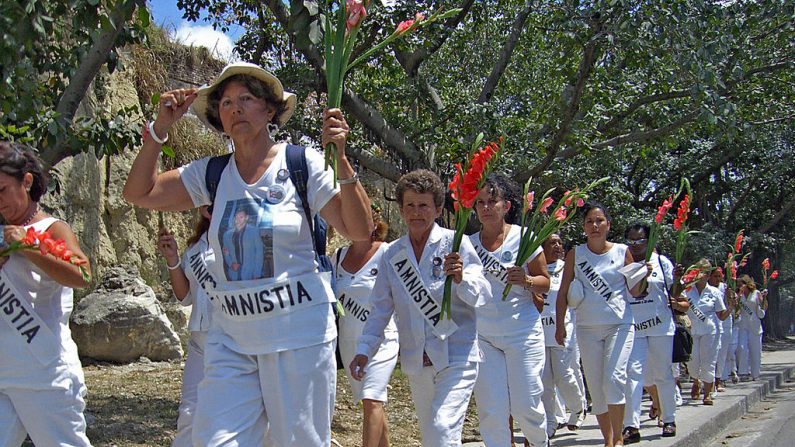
191,62,297,133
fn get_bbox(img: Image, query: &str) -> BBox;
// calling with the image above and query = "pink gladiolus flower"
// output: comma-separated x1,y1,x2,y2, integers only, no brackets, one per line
396,19,415,34
770,270,779,280
655,195,674,224
554,206,567,221
346,0,367,33
739,257,748,268
526,191,535,211
564,191,573,206
415,12,425,21
576,198,585,207
539,197,554,214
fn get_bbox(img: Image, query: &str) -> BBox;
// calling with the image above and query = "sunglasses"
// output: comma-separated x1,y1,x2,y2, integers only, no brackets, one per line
626,238,648,246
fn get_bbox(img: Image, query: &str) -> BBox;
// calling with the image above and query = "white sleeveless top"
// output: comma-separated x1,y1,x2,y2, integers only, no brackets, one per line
0,217,85,390
469,225,543,337
541,260,573,347
572,243,633,327
737,290,765,335
628,253,675,337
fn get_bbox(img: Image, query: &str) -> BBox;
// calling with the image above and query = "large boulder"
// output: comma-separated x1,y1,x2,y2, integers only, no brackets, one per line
70,266,183,362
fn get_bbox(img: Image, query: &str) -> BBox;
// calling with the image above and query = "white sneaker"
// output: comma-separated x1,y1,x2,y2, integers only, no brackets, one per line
674,387,683,406
710,390,718,399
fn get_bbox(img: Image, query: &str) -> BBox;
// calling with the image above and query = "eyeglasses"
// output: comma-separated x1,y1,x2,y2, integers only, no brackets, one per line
626,238,648,246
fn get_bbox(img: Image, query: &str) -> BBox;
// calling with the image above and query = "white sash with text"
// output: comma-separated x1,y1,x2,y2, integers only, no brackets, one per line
390,249,458,340
473,244,509,287
0,269,60,365
576,255,626,318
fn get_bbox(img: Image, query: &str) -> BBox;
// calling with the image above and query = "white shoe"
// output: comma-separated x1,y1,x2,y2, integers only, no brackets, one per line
674,387,683,406
710,390,718,399
566,410,586,430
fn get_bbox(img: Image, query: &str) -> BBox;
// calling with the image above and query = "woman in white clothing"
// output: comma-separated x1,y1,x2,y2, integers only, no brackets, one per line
736,275,766,381
540,234,586,439
555,202,649,447
709,268,733,391
334,209,398,447
469,173,551,447
0,142,92,447
123,62,373,446
351,169,492,447
156,207,214,447
682,259,733,405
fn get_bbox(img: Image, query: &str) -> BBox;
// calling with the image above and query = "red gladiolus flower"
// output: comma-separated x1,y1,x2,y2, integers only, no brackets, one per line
682,268,701,285
563,191,573,206
21,228,38,245
676,194,690,225
345,0,368,33
396,19,415,34
734,230,744,252
539,197,554,214
655,195,674,224
762,258,771,270
576,198,585,207
554,206,567,221
526,191,535,211
673,217,683,231
770,270,779,280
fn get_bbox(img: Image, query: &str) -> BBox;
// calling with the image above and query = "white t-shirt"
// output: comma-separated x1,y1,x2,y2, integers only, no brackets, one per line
628,253,675,337
333,243,397,341
180,233,214,333
179,145,339,355
0,217,85,390
738,290,765,335
714,282,733,336
469,225,543,337
685,284,727,336
541,260,573,347
356,224,492,376
572,243,634,327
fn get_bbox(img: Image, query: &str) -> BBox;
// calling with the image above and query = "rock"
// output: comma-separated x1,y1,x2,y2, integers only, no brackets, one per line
161,299,192,351
70,266,184,363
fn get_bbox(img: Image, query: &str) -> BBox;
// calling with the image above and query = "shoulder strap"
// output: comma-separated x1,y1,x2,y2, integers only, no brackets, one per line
205,153,233,213
285,145,325,257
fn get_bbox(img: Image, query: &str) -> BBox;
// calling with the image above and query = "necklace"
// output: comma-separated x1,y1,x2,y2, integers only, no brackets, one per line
20,203,38,226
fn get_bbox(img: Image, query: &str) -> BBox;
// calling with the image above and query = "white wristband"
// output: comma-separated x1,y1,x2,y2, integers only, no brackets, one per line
338,173,359,185
166,260,180,270
148,121,169,145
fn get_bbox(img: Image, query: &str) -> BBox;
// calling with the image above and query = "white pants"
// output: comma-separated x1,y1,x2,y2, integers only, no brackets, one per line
542,346,584,433
577,324,634,415
339,334,399,403
687,333,720,383
623,335,676,427
737,329,763,378
568,331,588,411
173,331,207,447
409,362,478,447
0,375,91,447
193,339,336,446
715,327,732,380
475,332,547,447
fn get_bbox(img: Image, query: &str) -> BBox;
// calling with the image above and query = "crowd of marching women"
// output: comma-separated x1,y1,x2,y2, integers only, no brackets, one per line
0,62,774,447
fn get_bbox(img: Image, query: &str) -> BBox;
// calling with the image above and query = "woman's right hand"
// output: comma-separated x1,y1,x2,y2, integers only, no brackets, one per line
349,354,369,381
152,88,198,138
555,326,567,346
157,228,179,267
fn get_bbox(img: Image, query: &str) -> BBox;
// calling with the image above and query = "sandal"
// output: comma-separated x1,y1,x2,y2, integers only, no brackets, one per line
691,380,701,400
703,396,714,406
662,422,677,437
649,405,659,420
622,426,641,444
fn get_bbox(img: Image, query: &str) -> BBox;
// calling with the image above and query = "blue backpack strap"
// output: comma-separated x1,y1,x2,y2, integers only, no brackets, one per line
205,153,233,214
285,145,328,257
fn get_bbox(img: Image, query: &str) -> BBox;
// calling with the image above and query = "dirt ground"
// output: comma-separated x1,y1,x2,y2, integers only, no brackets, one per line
71,360,482,447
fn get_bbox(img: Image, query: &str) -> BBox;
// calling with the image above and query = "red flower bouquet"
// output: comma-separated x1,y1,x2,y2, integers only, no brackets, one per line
0,227,90,282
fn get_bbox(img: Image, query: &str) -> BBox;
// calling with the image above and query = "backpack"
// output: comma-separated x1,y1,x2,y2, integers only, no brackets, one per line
204,145,334,284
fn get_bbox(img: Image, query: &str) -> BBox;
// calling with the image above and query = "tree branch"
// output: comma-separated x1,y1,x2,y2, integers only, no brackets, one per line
596,89,690,133
43,0,141,167
477,0,535,104
590,110,700,149
759,194,795,234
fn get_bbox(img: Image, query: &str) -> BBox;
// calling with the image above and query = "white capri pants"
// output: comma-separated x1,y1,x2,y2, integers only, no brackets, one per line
0,374,91,447
542,346,584,433
568,331,588,411
193,339,336,447
172,331,207,447
623,334,676,428
737,329,763,379
576,324,634,415
715,327,732,381
687,333,720,383
475,332,547,447
339,334,399,403
409,362,478,447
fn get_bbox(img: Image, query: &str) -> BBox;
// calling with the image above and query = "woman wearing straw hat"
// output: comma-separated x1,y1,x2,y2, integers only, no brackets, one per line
123,62,373,446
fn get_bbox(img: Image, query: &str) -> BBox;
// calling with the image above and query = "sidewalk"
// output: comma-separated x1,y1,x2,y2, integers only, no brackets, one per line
464,341,795,447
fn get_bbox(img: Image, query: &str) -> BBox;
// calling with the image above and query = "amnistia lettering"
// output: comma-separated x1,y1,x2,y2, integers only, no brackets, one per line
474,244,509,286
188,251,217,291
577,259,613,301
542,316,555,327
634,315,663,332
687,297,709,322
0,270,59,365
390,250,458,340
339,293,369,323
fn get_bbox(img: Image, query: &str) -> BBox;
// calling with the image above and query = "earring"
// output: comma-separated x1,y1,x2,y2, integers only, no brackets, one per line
267,122,279,139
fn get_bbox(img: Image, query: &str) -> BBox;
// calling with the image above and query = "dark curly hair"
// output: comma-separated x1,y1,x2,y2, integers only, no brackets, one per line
479,172,521,224
396,169,445,207
205,74,288,132
0,141,49,202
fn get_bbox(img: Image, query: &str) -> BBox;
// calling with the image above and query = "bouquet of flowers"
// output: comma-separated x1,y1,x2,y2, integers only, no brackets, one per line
443,134,502,319
502,176,610,299
724,229,749,312
673,179,699,265
761,258,779,289
646,194,674,262
323,1,460,184
0,227,90,282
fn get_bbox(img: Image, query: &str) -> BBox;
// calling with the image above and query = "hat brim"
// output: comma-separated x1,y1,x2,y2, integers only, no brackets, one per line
191,62,297,133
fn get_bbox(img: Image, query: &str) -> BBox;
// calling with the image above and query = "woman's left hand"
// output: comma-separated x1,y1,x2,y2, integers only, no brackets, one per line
644,262,653,278
505,266,530,288
444,252,464,284
3,225,26,245
321,108,349,154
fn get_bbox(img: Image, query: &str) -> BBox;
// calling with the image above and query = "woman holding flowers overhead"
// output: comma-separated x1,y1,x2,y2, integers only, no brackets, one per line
123,61,373,446
736,274,766,381
469,173,551,447
351,169,491,446
0,142,92,447
682,259,733,405
555,202,649,447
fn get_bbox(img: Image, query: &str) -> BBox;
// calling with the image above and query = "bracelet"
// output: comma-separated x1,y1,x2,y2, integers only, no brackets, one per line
148,121,169,145
338,173,359,185
523,275,534,291
166,260,180,270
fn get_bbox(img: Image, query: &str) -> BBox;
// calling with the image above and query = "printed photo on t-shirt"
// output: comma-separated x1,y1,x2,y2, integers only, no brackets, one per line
218,198,275,281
